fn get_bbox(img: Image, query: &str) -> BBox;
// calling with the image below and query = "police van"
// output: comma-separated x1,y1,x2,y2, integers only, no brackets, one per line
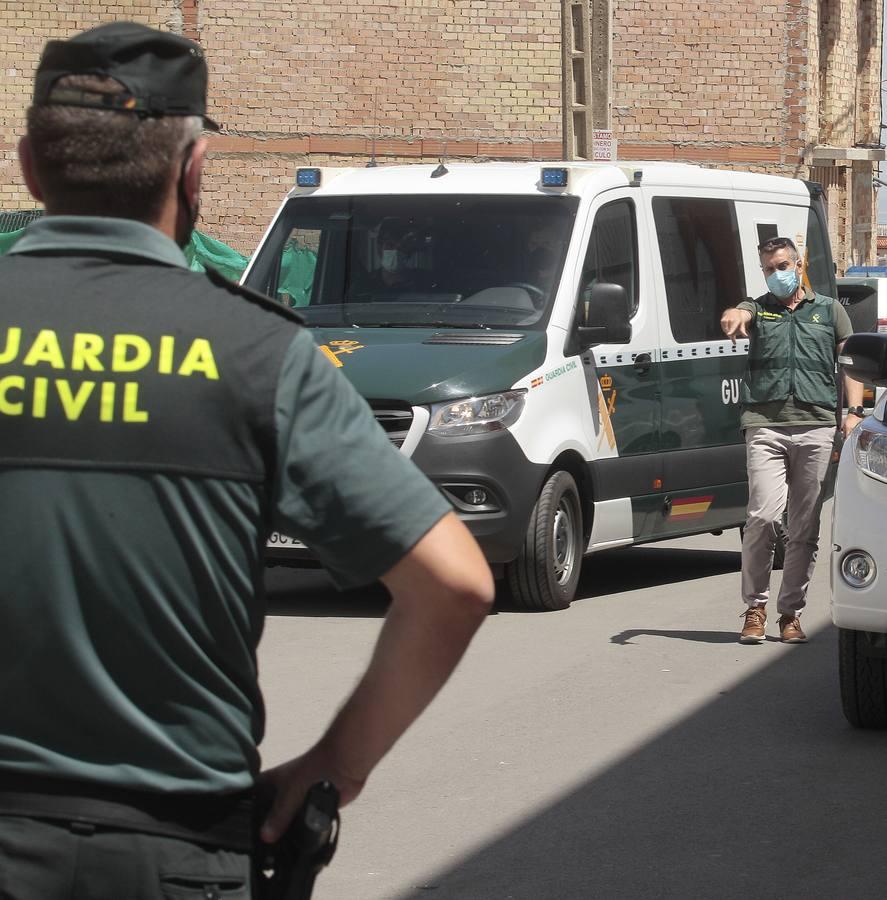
242,161,837,610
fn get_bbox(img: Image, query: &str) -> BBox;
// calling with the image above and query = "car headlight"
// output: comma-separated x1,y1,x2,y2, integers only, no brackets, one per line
428,390,526,436
854,426,887,483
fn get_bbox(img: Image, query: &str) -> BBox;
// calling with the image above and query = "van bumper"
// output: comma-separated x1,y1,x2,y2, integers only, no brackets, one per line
264,429,548,569
411,428,547,564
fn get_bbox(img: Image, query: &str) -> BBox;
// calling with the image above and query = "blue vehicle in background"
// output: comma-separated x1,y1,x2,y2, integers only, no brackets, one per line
845,265,887,277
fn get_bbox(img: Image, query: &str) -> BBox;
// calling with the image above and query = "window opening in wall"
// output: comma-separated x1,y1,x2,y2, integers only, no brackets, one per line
756,223,779,246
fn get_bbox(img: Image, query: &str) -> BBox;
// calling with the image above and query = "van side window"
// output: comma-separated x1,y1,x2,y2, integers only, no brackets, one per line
653,197,747,343
578,199,639,315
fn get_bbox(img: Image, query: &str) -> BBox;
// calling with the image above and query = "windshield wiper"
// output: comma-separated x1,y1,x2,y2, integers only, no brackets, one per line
350,321,491,329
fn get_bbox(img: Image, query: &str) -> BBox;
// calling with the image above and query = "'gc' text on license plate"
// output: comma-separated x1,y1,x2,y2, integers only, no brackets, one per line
266,532,306,549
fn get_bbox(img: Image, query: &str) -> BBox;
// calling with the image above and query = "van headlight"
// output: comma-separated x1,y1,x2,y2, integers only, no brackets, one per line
428,390,526,436
854,426,887,483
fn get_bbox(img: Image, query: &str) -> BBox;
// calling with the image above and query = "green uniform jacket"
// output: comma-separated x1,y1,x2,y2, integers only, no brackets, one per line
0,217,450,795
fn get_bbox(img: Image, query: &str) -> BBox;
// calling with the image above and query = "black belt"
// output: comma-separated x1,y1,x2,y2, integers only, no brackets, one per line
0,773,254,852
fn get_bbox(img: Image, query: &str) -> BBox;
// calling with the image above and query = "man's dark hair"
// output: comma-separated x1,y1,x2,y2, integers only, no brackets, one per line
26,75,201,222
757,236,799,259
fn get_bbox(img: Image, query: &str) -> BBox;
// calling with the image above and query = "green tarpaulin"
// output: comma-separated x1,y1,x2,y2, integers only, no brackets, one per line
0,229,24,255
0,222,317,306
277,241,317,307
183,229,249,281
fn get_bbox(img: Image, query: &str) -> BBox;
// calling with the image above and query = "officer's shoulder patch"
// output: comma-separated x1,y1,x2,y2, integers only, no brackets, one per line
203,266,305,324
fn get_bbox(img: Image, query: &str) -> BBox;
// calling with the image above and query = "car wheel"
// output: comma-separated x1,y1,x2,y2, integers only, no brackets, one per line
506,471,583,611
838,627,887,728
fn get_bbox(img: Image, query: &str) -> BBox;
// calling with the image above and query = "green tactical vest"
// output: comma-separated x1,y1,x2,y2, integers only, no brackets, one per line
741,293,837,410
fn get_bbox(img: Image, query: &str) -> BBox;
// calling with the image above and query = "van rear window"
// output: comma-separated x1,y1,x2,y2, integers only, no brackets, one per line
244,194,579,330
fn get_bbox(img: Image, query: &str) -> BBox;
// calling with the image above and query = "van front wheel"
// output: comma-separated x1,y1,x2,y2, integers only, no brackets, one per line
505,471,583,611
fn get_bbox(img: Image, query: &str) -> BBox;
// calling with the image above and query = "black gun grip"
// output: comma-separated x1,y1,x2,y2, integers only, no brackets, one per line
256,780,340,900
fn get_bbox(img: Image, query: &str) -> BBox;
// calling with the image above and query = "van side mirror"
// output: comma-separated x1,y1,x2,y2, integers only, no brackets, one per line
570,282,632,353
839,333,887,386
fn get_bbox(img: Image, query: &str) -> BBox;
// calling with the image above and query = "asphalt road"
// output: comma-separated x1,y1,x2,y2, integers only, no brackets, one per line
259,503,887,900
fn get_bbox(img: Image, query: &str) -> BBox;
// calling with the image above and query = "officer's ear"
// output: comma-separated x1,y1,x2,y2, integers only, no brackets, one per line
182,137,207,206
17,136,44,203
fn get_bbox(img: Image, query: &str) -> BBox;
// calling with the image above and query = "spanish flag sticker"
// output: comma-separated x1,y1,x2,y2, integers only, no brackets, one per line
670,496,713,520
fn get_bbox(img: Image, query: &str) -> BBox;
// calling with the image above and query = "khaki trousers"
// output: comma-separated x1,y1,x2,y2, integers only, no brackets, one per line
741,425,835,615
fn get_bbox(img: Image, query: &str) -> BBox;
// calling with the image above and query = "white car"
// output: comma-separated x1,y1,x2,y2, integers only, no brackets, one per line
832,332,887,727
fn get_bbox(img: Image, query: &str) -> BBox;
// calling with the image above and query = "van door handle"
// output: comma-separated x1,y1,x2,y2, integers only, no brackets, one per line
633,352,652,375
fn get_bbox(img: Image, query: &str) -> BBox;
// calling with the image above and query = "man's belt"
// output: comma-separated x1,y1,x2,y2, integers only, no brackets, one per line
0,772,254,851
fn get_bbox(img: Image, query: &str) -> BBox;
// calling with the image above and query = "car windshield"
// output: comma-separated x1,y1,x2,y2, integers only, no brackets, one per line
243,194,579,329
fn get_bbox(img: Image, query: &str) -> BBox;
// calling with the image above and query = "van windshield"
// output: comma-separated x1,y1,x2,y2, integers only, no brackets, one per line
243,194,579,329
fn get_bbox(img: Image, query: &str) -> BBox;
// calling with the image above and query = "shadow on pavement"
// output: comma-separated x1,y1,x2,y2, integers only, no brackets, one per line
494,544,741,612
394,622,887,900
610,628,745,645
263,567,391,617
266,544,740,618
578,544,741,597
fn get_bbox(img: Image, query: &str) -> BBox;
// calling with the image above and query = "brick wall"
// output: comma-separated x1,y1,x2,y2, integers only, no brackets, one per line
611,0,813,173
0,3,175,214
200,0,561,141
1,0,880,264
611,0,879,269
1,0,563,253
812,0,880,268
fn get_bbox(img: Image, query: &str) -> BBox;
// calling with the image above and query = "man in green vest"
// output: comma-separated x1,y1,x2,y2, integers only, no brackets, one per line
721,236,863,644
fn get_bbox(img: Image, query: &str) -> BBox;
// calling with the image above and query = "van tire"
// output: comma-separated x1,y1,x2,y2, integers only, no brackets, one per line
838,627,887,728
505,471,583,611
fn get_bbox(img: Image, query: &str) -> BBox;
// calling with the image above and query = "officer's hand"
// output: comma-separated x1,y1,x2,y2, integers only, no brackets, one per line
258,748,365,844
843,412,863,440
721,309,751,344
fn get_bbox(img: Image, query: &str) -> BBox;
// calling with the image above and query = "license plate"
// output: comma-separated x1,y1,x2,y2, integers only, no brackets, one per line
266,532,306,549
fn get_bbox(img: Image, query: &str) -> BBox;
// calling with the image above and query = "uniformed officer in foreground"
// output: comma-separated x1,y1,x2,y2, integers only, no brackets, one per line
0,21,494,898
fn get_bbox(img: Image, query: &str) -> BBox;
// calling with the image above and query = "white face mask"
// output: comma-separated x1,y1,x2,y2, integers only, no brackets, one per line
381,249,399,272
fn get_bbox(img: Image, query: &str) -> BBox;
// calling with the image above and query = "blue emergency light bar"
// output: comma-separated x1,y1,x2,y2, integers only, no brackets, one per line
541,167,569,187
296,168,322,187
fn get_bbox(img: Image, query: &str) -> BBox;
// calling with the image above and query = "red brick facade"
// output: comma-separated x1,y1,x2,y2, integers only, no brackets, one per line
0,1,880,266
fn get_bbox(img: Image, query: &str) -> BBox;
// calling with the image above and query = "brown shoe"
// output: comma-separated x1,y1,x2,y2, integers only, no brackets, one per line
778,614,807,643
740,605,767,643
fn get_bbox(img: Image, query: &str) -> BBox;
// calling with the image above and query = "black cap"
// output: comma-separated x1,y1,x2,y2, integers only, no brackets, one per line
33,21,219,131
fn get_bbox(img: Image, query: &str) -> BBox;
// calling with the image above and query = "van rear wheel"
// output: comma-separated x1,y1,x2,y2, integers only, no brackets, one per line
505,471,583,611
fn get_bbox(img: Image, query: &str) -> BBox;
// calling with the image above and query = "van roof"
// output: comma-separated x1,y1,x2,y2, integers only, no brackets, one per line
284,161,814,201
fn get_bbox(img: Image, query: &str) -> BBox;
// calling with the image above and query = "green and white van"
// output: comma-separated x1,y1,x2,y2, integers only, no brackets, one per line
243,161,837,610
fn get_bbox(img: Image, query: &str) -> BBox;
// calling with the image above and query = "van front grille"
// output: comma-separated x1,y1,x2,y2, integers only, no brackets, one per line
370,401,414,448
